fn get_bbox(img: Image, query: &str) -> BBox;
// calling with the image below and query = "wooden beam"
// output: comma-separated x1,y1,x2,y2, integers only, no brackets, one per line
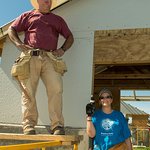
95,74,150,79
94,79,150,90
0,133,82,142
0,141,62,150
121,96,150,101
95,79,150,85
111,88,120,111
95,65,113,75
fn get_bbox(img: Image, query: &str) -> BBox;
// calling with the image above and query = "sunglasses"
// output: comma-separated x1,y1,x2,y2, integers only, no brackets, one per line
99,95,112,100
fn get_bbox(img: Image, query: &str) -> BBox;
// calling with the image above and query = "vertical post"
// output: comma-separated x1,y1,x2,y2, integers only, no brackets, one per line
42,147,46,150
73,143,78,150
137,127,138,146
111,87,120,111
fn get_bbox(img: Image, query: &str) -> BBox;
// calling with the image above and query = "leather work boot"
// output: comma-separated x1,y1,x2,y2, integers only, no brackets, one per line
52,126,65,135
23,126,36,135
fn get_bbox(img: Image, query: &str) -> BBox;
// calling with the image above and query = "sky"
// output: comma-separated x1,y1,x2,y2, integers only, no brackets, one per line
0,1,33,27
121,90,150,114
0,1,150,115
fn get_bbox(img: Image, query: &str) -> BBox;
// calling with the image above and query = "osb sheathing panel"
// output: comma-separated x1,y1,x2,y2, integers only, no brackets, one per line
94,28,150,65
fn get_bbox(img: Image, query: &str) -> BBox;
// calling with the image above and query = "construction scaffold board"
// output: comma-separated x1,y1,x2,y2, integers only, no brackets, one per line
0,133,83,150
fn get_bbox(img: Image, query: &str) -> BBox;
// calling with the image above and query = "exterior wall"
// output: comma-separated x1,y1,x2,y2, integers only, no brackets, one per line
1,0,150,128
0,33,93,127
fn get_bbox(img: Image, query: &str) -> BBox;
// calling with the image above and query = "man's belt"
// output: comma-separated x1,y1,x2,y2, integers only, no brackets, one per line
30,50,41,56
30,49,53,56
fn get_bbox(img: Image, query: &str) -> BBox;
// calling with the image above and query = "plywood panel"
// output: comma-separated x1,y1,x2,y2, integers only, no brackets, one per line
94,28,150,65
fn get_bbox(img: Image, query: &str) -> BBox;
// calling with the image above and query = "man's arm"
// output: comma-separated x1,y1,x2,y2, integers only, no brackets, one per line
8,27,23,46
125,138,133,150
8,27,32,51
61,34,74,52
52,34,74,57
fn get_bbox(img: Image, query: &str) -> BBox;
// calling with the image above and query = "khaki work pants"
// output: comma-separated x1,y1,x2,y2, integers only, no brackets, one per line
20,53,64,131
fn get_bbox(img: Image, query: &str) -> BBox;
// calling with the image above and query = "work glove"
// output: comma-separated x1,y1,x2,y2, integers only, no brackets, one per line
86,102,95,116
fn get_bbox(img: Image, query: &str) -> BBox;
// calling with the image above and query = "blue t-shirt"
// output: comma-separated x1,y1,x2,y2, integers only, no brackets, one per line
92,110,131,150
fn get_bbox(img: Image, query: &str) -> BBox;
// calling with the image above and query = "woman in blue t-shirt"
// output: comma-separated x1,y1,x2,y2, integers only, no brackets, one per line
86,88,132,150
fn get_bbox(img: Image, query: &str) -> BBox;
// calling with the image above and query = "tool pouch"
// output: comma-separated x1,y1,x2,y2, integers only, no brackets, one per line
109,142,128,150
46,52,67,76
11,53,31,80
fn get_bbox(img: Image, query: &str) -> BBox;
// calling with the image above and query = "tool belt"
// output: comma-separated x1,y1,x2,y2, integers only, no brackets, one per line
11,49,67,80
46,52,67,76
109,142,128,150
11,51,31,80
11,49,67,101
29,49,67,75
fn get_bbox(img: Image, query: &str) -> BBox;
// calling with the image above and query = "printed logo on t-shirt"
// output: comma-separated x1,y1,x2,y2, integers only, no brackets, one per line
101,118,119,131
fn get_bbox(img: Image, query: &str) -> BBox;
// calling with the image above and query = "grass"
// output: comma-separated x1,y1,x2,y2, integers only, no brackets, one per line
133,148,150,150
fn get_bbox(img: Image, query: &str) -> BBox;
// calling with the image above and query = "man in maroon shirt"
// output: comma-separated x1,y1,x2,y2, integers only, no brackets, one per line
8,0,74,135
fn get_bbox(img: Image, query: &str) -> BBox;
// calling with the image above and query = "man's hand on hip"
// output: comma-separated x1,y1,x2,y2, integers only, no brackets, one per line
16,43,33,52
52,48,65,57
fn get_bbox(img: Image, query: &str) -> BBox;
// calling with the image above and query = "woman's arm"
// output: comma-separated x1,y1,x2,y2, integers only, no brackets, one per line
86,116,96,138
125,138,133,150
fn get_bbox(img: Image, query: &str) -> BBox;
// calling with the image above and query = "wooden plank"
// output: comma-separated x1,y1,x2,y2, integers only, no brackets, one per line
95,74,150,79
111,88,120,111
0,141,62,150
62,141,75,145
94,79,150,90
121,96,150,101
74,144,78,150
94,28,150,65
0,133,82,142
